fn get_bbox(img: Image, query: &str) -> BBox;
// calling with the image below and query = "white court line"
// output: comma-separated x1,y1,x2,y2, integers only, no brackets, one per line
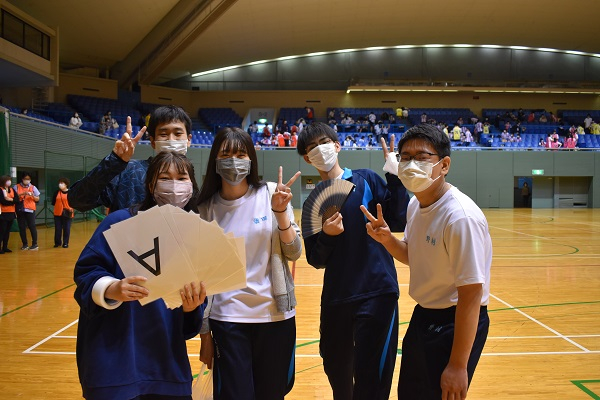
295,284,409,287
23,319,79,354
490,293,589,352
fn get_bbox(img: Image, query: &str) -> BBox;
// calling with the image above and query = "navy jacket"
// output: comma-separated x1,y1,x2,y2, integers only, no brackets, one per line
69,151,151,212
304,168,409,307
74,209,205,399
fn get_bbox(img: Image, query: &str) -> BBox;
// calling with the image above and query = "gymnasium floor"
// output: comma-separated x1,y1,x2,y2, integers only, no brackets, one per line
0,208,599,399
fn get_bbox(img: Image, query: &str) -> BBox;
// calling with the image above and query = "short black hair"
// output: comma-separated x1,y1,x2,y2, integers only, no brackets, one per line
20,171,32,180
58,177,70,186
146,105,192,138
397,124,451,159
296,122,339,155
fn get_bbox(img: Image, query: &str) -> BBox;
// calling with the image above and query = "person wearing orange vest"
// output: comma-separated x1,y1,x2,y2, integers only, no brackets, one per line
14,172,40,251
0,175,17,254
51,177,74,248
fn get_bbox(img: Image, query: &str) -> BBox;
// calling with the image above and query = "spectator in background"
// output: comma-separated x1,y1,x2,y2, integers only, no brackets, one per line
584,114,593,133
565,133,577,150
305,106,314,121
550,112,559,123
277,131,285,147
69,112,83,129
421,113,427,123
0,175,17,254
591,121,600,135
14,172,40,251
474,120,483,143
527,111,535,123
51,177,74,248
297,118,306,133
262,123,271,138
343,135,354,147
402,107,409,120
99,111,116,134
452,125,461,142
539,113,548,123
521,182,530,207
290,130,298,147
249,121,259,136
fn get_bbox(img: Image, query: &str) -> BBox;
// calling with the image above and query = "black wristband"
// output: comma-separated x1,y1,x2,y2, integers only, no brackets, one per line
277,221,292,231
271,208,286,213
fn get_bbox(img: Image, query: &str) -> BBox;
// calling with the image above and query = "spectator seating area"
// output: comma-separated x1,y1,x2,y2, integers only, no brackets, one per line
559,109,600,125
67,95,142,127
2,99,600,149
407,108,478,127
279,108,311,125
197,108,243,133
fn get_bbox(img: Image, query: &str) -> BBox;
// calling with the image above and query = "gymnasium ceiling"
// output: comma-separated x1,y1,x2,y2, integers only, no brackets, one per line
6,0,600,88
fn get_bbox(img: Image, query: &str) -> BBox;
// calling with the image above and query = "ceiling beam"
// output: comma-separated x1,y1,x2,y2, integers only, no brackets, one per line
113,0,238,89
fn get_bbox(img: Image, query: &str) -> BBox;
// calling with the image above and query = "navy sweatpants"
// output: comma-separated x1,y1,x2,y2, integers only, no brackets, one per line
210,317,296,400
398,304,489,399
320,294,399,400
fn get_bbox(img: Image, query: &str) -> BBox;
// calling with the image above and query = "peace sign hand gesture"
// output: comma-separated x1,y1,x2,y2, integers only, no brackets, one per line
381,134,399,175
271,166,301,213
360,203,392,245
113,116,147,162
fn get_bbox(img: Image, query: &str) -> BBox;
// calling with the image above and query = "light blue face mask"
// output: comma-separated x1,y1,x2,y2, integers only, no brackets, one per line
216,157,251,186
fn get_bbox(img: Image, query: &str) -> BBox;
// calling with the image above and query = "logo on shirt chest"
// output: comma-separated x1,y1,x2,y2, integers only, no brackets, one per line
253,215,268,224
425,234,437,246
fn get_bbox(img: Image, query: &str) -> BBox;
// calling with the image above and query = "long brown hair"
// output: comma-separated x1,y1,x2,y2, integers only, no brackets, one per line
135,151,200,213
198,127,264,205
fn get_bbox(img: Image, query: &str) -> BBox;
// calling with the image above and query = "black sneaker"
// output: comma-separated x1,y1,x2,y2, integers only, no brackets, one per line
4,248,12,253
29,245,39,251
54,244,60,248
62,244,69,248
21,246,29,250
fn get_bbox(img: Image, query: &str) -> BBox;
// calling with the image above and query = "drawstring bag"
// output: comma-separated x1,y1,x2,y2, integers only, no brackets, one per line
192,363,213,400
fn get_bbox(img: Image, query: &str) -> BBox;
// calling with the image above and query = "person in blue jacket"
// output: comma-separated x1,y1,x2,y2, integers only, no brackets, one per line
69,105,193,213
74,151,207,400
296,122,409,400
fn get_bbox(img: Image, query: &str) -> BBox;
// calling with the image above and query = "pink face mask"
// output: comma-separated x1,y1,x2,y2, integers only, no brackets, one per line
153,180,193,208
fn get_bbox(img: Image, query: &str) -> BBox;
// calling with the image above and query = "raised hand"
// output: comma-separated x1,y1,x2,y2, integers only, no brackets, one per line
360,204,392,244
381,134,399,175
271,166,301,213
113,116,147,162
381,133,396,161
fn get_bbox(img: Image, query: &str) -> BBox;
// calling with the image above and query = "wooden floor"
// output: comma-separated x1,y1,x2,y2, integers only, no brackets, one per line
1,208,599,399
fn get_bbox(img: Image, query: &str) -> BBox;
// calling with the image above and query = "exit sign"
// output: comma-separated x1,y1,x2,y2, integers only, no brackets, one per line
532,169,544,175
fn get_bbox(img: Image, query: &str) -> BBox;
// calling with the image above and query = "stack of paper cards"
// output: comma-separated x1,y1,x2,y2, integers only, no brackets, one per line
103,204,247,309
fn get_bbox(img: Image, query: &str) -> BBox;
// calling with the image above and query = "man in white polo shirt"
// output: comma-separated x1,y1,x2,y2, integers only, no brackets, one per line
361,123,492,400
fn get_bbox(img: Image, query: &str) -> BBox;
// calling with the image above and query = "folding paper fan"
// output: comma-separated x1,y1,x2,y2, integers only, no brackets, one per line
301,179,356,238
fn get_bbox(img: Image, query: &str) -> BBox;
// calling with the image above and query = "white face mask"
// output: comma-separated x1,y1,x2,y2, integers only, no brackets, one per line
154,140,188,155
307,142,338,172
58,183,66,190
22,180,31,186
398,159,443,193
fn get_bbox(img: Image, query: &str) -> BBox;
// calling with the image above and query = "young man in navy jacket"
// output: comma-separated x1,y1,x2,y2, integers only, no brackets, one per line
297,122,409,399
